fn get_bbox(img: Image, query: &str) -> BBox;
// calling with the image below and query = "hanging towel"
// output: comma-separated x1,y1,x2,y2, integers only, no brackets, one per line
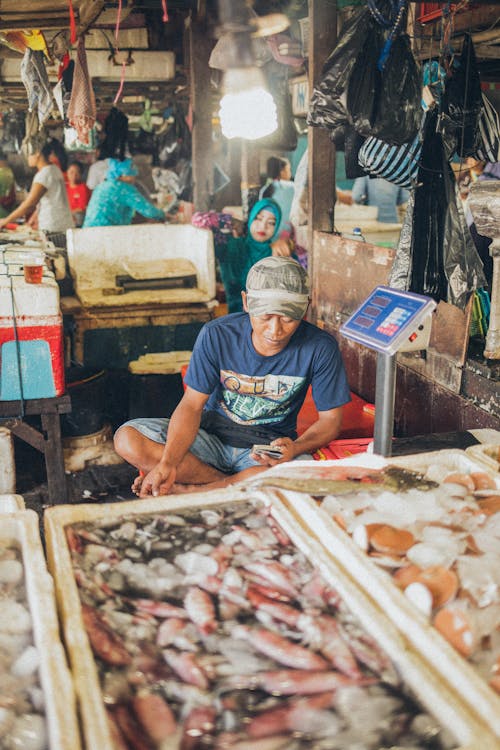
20,49,54,125
67,36,96,144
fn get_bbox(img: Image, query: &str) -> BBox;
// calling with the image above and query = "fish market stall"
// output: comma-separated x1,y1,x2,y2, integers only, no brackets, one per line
253,450,500,738
0,508,81,749
44,482,498,750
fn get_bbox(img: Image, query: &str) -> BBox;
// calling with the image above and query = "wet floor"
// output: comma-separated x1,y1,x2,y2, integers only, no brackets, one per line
14,438,138,520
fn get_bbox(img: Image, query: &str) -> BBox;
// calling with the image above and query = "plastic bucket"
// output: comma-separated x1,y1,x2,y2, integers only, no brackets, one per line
61,367,107,437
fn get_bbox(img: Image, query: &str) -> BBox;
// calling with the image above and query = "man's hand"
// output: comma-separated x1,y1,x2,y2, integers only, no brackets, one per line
250,437,296,466
0,218,8,230
133,464,177,498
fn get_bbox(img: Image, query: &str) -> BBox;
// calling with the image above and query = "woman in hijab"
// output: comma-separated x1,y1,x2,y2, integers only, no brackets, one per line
192,198,295,313
83,158,165,227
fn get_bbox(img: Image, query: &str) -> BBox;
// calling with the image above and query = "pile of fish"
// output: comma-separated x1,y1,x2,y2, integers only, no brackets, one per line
0,541,47,750
65,500,458,749
260,462,500,693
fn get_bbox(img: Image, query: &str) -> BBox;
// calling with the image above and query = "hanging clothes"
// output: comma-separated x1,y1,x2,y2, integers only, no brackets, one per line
67,36,96,144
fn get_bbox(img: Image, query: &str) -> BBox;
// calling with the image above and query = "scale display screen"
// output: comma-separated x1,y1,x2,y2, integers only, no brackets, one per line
340,286,436,354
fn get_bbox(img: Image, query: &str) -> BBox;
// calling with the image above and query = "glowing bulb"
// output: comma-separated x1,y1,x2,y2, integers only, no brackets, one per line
219,68,278,140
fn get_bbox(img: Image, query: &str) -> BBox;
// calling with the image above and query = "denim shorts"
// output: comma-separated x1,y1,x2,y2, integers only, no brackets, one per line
118,417,311,474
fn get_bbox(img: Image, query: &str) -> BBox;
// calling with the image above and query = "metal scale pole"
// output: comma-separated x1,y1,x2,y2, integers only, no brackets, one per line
373,352,397,457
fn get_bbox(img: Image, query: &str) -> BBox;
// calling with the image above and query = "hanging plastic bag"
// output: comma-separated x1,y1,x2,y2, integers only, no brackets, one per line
370,34,421,144
474,93,500,163
389,109,486,309
307,7,375,133
438,34,483,159
339,127,368,179
345,26,383,136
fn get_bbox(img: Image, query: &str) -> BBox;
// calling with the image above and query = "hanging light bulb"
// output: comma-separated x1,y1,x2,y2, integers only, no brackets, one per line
219,67,277,140
216,0,279,141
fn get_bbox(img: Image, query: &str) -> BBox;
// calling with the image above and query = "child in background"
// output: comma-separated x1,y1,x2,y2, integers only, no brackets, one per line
66,160,91,227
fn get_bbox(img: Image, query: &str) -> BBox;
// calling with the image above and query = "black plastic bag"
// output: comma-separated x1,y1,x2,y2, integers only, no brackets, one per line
157,104,191,168
389,110,486,309
370,34,421,145
307,7,374,133
346,27,383,136
335,126,368,179
438,34,482,159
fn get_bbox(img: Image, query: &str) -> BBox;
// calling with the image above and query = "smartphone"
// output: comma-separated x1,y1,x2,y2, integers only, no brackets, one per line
252,444,283,459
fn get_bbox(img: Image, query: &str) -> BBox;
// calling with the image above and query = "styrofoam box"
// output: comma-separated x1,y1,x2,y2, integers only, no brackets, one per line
45,487,496,750
0,493,25,512
257,450,500,740
67,224,215,308
466,443,500,474
1,511,81,749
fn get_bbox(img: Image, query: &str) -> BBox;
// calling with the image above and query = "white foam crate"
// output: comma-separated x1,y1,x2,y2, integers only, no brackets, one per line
256,449,500,740
465,443,500,474
44,487,497,750
1,511,82,749
0,493,25,512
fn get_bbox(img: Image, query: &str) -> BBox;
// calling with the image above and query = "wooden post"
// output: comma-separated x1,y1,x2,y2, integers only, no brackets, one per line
308,0,337,236
240,140,260,220
187,15,214,211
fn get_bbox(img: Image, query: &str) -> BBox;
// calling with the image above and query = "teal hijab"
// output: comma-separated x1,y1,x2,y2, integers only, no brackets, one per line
246,198,282,248
218,198,282,313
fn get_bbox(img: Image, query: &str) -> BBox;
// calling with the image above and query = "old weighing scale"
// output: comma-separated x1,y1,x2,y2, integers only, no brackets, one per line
340,286,437,456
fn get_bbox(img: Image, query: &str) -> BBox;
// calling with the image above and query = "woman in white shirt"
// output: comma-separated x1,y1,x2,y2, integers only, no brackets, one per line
0,138,74,243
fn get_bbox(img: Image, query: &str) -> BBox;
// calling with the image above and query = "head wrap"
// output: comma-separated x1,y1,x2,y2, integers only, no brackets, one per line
246,256,310,320
106,157,138,181
247,198,281,244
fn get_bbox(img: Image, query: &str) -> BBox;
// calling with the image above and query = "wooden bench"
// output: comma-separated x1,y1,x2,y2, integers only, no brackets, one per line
0,394,71,505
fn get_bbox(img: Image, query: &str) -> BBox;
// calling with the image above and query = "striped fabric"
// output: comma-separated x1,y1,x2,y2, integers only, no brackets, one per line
476,93,500,163
358,133,421,188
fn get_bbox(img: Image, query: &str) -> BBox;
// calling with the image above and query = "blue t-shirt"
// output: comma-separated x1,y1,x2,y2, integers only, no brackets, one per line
184,313,351,447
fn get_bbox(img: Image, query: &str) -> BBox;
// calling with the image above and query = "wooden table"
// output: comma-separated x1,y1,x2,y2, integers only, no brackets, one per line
0,394,71,504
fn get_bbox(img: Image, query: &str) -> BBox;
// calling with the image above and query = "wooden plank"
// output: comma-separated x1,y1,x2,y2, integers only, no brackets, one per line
188,17,214,212
308,0,337,253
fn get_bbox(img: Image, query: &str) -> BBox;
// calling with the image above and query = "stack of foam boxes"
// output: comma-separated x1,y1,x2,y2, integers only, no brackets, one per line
0,245,65,400
0,494,81,748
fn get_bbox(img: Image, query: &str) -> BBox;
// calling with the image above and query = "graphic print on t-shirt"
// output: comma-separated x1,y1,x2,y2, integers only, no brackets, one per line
219,370,306,424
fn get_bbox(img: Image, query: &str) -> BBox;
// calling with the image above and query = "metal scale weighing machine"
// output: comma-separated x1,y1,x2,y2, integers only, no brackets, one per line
340,285,437,457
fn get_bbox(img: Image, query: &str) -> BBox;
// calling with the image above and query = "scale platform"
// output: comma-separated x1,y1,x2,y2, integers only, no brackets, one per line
340,286,437,356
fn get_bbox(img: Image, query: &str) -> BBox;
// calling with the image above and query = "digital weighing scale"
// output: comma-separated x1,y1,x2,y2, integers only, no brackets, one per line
340,286,437,456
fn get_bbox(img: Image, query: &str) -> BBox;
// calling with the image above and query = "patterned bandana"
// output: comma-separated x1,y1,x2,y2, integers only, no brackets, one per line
246,256,310,320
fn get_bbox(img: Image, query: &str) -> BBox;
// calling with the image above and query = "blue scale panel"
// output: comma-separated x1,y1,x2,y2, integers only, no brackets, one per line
340,286,436,355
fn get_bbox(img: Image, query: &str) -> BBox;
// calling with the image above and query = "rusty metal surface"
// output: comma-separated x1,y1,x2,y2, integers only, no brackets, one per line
311,232,394,329
429,299,472,364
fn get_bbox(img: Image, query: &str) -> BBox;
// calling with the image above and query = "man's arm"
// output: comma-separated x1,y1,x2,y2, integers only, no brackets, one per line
139,386,209,497
265,407,343,464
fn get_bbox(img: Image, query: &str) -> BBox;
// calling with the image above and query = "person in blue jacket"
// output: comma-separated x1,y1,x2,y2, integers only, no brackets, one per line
83,158,165,227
